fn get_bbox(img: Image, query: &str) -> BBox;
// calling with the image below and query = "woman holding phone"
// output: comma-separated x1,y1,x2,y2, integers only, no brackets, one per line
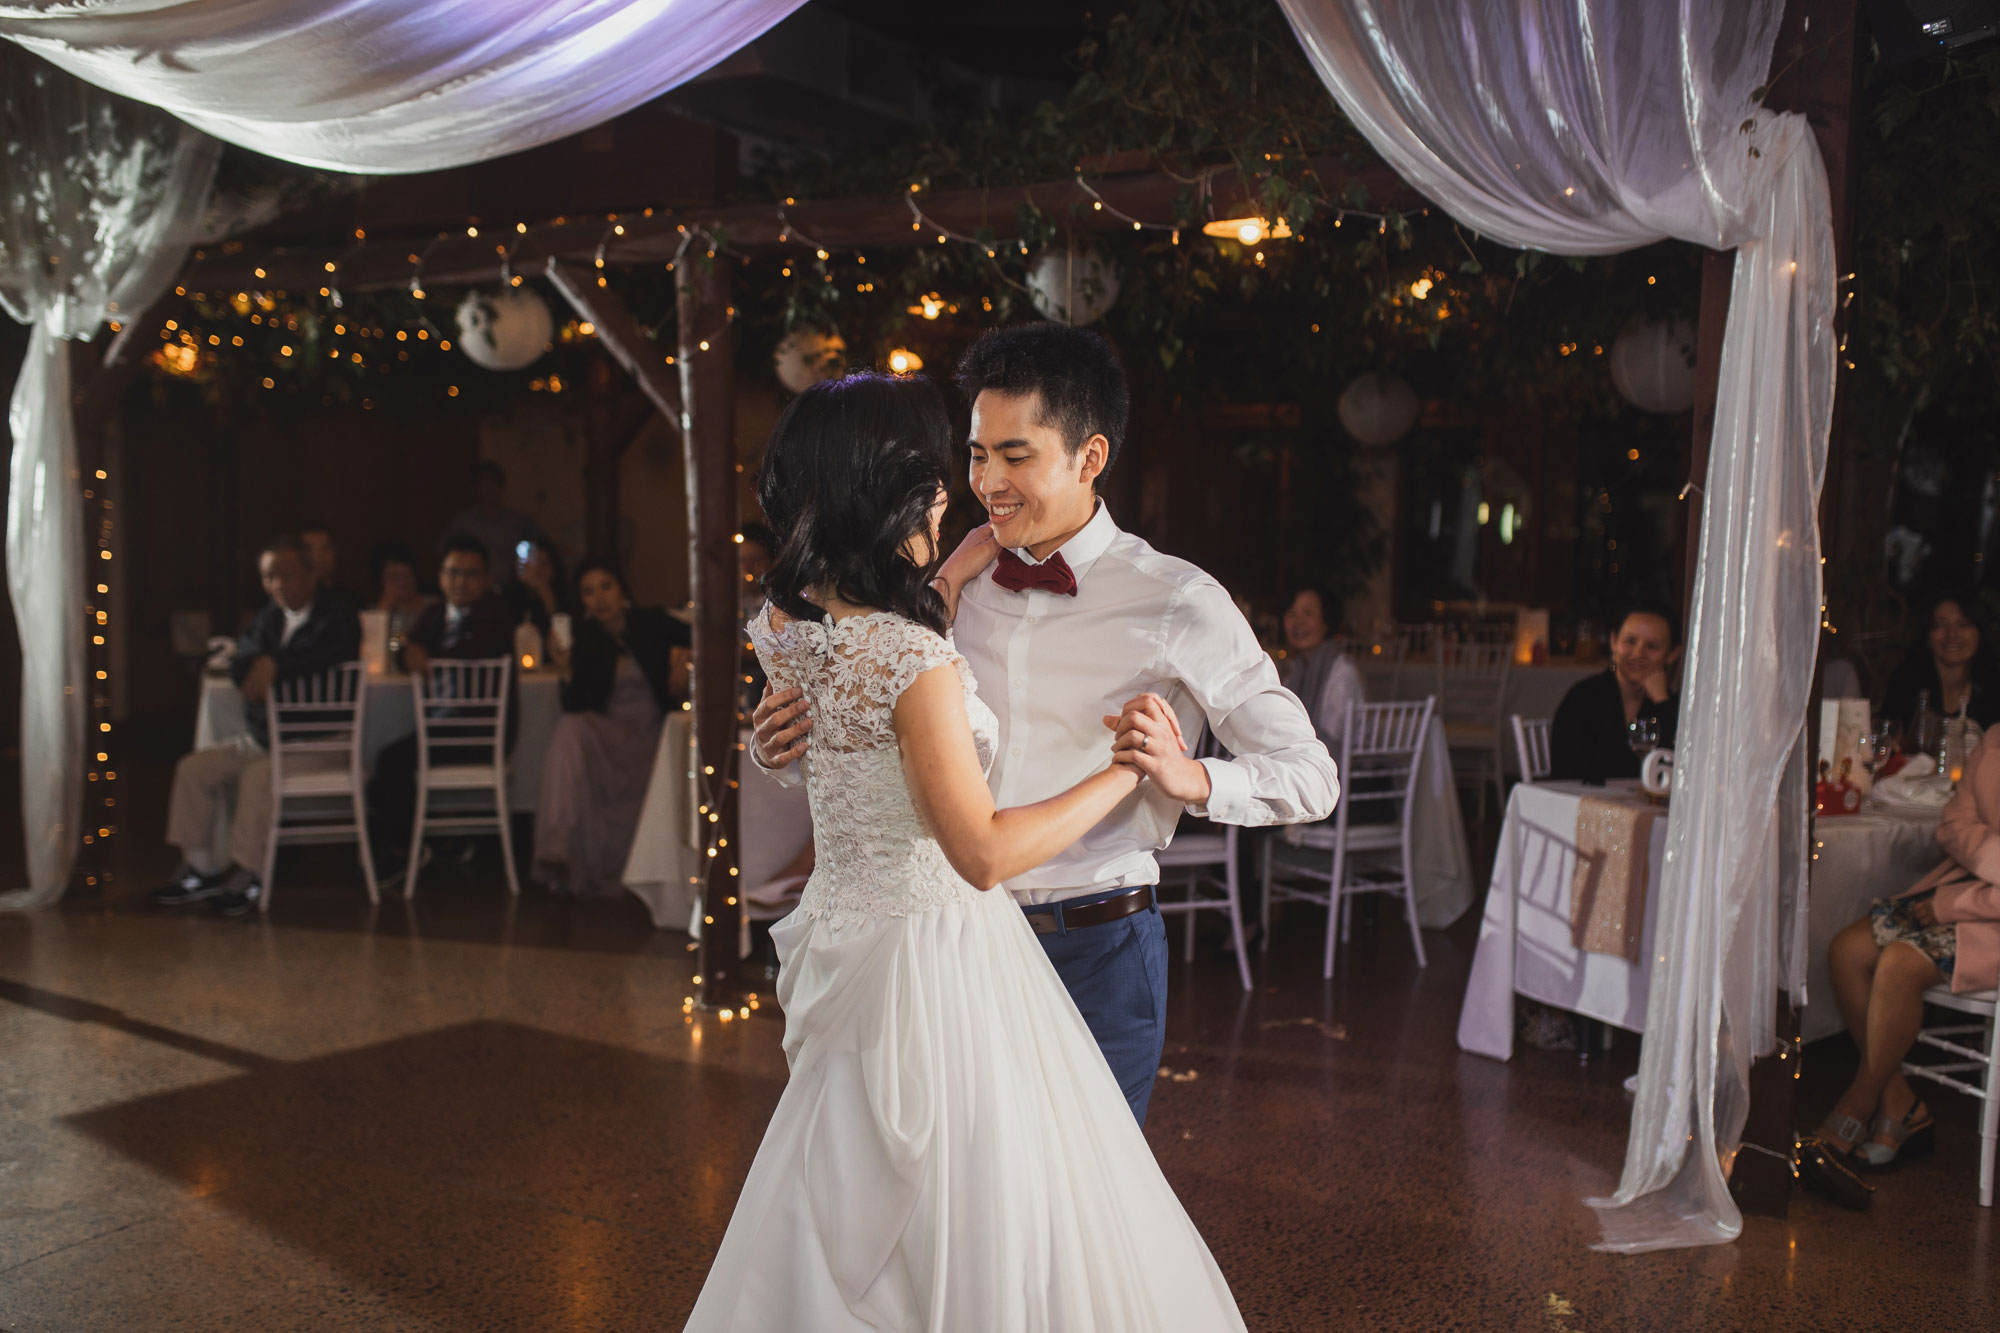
532,560,690,896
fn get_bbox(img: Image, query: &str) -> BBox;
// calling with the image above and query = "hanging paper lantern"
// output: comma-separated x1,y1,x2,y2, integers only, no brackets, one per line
1608,318,1696,413
453,287,553,372
1337,372,1421,446
772,329,847,393
1026,248,1119,326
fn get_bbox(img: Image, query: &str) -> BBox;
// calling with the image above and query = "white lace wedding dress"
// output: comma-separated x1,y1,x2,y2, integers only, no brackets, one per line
684,607,1245,1332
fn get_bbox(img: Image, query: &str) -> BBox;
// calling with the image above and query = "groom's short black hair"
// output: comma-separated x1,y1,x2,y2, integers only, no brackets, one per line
955,324,1129,486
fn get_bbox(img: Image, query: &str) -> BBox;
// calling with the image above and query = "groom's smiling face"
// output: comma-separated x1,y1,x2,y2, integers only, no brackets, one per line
967,389,1105,558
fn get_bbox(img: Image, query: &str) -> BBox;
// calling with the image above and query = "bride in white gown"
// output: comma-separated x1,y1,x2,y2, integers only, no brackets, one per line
684,374,1244,1332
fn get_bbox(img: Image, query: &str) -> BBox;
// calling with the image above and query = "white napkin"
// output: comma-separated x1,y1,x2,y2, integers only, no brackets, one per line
1870,754,1952,810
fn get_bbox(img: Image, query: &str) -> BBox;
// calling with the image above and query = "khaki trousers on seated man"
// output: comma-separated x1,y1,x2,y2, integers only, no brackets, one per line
163,736,277,883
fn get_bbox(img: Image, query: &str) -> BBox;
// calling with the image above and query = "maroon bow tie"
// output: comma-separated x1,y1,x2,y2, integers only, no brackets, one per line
991,548,1077,597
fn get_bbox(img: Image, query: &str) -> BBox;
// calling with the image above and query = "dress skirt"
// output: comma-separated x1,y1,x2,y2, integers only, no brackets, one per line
682,881,1245,1332
533,658,662,897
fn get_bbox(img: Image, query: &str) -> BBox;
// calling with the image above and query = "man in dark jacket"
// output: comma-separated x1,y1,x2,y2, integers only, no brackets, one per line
1549,605,1681,782
368,533,518,875
153,534,360,916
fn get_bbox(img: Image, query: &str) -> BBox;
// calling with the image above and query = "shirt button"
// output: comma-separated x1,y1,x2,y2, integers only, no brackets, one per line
1025,614,1040,625
1011,747,1022,757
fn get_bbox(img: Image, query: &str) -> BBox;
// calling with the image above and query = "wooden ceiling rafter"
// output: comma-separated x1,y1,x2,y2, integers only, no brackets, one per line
173,158,1423,296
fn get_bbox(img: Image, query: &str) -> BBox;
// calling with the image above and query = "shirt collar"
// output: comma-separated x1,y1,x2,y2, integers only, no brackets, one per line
281,603,311,626
1010,501,1118,585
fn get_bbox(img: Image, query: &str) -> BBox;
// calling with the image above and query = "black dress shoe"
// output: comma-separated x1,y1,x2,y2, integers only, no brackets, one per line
150,866,229,907
212,879,265,918
1796,1135,1874,1210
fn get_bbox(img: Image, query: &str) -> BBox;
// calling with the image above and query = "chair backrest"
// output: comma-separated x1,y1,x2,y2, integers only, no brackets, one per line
268,661,367,778
411,656,511,769
1436,639,1512,721
1511,714,1552,783
1386,625,1436,699
1337,696,1434,830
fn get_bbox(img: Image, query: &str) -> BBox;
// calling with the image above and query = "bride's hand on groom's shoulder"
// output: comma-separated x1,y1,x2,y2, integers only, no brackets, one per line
1104,693,1211,804
932,524,1000,619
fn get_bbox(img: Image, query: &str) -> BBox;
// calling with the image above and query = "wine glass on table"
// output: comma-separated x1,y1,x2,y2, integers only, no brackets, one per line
1627,716,1661,771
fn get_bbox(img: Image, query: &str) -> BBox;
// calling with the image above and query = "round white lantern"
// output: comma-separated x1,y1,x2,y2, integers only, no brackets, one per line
1609,318,1696,413
453,287,553,372
772,329,847,393
1337,372,1421,446
1026,248,1119,326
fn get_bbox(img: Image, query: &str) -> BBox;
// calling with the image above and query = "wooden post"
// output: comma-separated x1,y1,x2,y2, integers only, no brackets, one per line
677,256,742,1010
545,260,683,562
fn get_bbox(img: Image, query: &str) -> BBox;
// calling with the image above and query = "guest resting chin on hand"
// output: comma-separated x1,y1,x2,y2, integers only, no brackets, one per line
533,560,690,896
1549,605,1681,782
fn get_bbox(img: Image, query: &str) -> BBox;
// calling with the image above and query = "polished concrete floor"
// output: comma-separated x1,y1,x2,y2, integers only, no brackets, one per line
3,832,1996,1331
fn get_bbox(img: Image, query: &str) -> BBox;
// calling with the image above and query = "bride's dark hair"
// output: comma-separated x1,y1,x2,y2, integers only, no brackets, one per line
759,372,954,637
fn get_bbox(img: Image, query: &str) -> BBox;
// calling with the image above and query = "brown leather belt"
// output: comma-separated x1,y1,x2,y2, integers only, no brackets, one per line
1023,884,1157,936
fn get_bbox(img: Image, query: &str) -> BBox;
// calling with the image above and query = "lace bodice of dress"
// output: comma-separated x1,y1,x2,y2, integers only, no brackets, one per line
748,605,997,919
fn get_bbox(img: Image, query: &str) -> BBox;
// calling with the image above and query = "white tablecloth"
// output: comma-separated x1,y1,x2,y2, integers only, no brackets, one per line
1457,781,1945,1058
1805,805,1946,1041
621,716,813,933
194,670,562,812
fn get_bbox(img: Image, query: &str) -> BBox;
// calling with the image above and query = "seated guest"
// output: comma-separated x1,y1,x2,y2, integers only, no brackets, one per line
368,534,518,875
152,535,360,917
1549,605,1681,781
1279,583,1363,757
533,560,690,896
300,523,360,613
368,540,435,622
1879,588,2000,735
1805,725,2000,1202
510,537,568,637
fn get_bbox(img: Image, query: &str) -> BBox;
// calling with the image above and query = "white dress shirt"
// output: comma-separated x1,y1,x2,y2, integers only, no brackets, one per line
279,603,313,647
954,504,1337,903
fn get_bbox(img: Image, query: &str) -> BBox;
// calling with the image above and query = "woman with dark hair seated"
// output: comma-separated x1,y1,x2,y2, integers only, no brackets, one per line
532,559,690,896
511,537,569,637
1879,588,2000,736
368,540,435,621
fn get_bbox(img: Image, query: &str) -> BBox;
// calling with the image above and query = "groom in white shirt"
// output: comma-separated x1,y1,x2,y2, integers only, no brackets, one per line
757,325,1338,1123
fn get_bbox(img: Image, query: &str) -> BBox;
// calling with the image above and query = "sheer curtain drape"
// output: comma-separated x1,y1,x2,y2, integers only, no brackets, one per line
0,3,807,909
0,47,218,909
0,0,807,174
1278,1,1835,1251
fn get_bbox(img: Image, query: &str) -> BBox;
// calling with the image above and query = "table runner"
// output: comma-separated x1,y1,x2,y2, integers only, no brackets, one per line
1571,794,1661,963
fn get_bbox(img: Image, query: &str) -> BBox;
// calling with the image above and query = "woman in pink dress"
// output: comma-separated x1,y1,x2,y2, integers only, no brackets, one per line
1810,727,2000,1197
532,560,689,896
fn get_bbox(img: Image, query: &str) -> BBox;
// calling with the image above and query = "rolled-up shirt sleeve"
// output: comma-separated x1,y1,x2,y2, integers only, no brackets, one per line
1167,579,1338,826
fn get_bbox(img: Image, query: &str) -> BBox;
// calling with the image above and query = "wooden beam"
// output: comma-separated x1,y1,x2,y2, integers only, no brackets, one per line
544,258,683,436
677,257,743,1009
172,158,1424,295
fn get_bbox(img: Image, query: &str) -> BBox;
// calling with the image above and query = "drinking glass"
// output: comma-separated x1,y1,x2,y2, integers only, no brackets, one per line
1627,716,1661,759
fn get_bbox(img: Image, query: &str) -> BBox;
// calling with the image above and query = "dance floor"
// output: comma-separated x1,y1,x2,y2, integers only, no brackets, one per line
3,787,1996,1330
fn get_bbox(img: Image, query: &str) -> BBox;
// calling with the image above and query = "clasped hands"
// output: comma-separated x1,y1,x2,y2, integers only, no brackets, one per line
750,685,1210,805
1104,692,1210,803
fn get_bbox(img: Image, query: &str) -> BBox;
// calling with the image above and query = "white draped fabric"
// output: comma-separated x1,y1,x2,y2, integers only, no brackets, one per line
1278,1,1835,1252
1,3,807,910
0,0,807,175
0,48,219,908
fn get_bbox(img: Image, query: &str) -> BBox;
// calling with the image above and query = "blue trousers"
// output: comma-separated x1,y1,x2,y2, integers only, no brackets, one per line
1033,897,1169,1125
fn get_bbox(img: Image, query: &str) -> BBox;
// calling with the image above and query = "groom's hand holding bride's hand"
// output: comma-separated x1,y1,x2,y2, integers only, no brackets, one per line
752,686,812,768
1104,693,1211,804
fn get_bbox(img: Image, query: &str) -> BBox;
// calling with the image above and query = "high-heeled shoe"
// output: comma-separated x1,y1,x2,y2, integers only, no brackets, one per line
1855,1101,1935,1171
1795,1134,1875,1210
